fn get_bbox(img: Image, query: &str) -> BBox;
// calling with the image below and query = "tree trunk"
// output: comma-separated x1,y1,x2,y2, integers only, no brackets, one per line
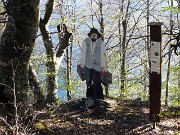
99,0,104,37
56,24,72,58
165,49,171,106
39,0,72,103
57,24,72,101
143,65,148,99
146,0,150,97
39,19,58,103
28,63,45,107
120,47,126,97
66,47,72,100
147,0,150,66
165,0,173,106
178,61,180,106
39,0,58,104
0,0,40,116
98,0,108,96
118,6,122,97
119,0,130,98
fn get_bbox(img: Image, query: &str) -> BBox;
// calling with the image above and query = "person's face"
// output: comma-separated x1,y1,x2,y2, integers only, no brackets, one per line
91,33,98,42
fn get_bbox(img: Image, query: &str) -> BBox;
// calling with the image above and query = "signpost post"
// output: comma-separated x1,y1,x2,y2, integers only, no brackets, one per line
148,22,163,124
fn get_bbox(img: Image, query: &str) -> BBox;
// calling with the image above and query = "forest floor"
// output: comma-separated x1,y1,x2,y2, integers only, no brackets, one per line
33,98,180,135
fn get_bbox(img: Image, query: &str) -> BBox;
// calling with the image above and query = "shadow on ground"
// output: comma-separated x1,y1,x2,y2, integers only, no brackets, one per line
34,98,179,135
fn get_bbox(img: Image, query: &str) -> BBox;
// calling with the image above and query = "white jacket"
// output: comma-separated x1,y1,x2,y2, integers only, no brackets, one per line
80,38,107,72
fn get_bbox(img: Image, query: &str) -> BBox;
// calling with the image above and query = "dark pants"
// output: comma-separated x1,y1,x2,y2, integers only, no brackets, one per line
86,69,104,99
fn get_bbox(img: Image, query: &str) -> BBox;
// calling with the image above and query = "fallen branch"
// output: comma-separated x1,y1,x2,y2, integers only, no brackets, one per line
0,117,13,130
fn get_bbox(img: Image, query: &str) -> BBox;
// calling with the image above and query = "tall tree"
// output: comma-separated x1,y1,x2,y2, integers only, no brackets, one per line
38,0,72,103
39,0,58,103
0,0,40,116
120,0,130,97
165,0,173,106
56,0,73,101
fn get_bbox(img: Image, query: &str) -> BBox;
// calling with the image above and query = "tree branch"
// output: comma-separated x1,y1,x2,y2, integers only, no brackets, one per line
2,0,10,15
39,0,58,102
0,20,7,23
36,31,59,38
56,24,72,57
0,11,7,15
28,63,45,106
0,117,13,130
43,0,54,24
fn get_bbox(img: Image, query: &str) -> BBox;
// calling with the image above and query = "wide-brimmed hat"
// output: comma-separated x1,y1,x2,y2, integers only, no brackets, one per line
88,28,102,38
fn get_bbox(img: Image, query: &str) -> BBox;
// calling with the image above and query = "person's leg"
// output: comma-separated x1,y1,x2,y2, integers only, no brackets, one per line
86,69,94,98
93,69,104,99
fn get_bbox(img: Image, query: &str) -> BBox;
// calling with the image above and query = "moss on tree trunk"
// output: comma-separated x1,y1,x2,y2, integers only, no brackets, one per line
0,0,40,117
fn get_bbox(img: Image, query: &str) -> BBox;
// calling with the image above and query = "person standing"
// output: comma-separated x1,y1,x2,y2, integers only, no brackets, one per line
79,28,107,100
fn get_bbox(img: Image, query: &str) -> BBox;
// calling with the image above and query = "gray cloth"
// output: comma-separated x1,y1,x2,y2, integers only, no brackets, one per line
85,38,103,72
77,65,88,81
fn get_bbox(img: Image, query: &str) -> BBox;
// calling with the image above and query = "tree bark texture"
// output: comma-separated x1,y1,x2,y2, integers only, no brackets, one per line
165,0,173,106
0,0,40,116
39,0,59,104
39,20,58,104
66,47,72,101
28,63,45,107
120,2,128,97
98,0,104,37
56,24,72,58
57,24,72,101
39,0,72,103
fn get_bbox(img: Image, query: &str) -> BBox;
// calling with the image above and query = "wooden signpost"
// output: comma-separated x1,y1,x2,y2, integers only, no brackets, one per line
148,22,163,123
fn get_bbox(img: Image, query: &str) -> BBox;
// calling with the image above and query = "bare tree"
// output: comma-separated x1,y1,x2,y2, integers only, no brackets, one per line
39,0,58,103
38,0,72,103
